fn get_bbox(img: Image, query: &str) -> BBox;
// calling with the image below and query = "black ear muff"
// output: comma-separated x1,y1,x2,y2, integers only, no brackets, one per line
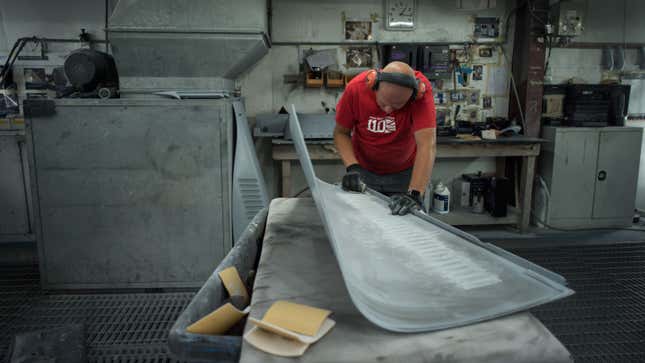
368,70,427,103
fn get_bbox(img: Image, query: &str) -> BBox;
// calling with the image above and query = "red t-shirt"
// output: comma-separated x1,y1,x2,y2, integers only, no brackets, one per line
335,70,436,175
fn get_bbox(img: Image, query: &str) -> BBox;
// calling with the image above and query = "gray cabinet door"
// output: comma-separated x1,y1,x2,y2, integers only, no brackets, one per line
29,99,232,289
0,135,29,235
592,129,642,219
549,129,599,219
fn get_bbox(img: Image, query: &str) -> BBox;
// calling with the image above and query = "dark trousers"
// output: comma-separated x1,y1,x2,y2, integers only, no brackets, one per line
358,167,412,196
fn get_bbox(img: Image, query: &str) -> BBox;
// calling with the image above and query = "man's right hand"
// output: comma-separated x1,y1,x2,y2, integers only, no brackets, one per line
342,164,366,193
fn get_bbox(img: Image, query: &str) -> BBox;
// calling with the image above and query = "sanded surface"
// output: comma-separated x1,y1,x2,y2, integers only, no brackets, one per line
287,105,571,332
240,198,572,363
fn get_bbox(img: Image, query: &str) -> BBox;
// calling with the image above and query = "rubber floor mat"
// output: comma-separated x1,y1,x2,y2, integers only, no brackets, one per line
2,241,644,362
510,242,645,363
0,265,194,363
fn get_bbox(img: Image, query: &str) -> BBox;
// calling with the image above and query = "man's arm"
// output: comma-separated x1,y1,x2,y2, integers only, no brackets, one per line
333,125,359,167
408,127,436,193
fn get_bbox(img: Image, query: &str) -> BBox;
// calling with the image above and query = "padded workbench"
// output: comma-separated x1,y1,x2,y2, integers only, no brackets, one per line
239,198,571,363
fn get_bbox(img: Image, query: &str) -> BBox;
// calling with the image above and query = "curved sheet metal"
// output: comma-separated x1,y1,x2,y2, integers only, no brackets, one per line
232,101,269,243
287,104,574,333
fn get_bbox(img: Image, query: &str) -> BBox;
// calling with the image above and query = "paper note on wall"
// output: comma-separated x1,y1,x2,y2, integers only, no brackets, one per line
487,66,510,96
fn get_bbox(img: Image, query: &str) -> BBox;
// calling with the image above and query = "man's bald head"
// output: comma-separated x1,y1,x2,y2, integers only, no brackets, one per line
375,61,416,114
382,61,415,76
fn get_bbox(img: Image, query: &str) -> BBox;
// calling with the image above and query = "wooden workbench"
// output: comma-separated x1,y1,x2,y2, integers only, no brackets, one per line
272,136,544,233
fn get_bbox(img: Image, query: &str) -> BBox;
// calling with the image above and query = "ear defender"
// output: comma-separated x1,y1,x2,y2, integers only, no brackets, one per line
365,69,426,102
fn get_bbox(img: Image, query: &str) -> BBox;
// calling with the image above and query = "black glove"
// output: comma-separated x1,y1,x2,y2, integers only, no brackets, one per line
341,164,366,193
388,190,423,216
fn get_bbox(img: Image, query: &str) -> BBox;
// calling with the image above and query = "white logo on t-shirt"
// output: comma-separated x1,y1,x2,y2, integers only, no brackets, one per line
367,116,396,134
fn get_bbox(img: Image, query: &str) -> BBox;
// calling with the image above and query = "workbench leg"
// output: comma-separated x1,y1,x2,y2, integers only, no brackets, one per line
496,157,506,177
281,160,291,197
519,156,536,233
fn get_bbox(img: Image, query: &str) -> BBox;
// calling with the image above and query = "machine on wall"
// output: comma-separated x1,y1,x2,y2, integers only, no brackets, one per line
385,0,416,30
473,17,500,41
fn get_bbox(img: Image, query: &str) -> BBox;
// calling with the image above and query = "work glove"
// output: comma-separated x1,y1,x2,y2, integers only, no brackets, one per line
389,190,423,216
341,164,366,193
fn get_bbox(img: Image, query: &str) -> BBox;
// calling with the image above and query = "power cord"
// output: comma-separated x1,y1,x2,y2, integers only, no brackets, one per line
0,37,41,88
292,187,310,197
498,44,526,133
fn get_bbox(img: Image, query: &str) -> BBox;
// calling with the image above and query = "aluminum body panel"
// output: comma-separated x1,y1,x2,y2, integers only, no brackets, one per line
232,101,269,243
28,99,232,289
288,104,574,332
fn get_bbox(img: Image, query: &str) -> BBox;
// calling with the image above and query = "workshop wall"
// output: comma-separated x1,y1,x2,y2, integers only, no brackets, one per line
544,0,645,210
240,0,514,117
241,0,514,198
0,0,512,201
0,0,110,47
545,0,645,115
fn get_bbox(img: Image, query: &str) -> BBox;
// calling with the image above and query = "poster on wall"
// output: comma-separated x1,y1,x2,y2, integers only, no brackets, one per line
345,21,373,41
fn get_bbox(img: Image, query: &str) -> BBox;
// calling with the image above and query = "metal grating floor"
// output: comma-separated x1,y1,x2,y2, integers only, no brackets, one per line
509,242,645,363
0,264,195,363
1,242,644,362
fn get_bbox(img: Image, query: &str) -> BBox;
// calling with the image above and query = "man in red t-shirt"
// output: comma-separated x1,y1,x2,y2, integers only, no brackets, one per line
334,61,436,215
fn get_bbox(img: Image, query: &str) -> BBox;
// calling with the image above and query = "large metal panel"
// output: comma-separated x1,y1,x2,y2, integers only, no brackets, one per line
592,127,642,219
0,134,29,235
548,128,599,220
28,99,232,289
289,105,573,333
232,101,268,243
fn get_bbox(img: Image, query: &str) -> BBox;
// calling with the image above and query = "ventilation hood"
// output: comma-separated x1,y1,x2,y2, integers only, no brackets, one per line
108,0,269,90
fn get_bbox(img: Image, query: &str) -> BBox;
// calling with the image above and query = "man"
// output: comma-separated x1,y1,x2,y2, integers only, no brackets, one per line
334,61,436,216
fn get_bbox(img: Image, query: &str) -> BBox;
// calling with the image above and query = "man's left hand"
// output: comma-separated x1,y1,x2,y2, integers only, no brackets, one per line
388,190,423,216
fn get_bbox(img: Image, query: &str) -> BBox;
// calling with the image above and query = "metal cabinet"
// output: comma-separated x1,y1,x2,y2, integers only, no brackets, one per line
27,99,233,289
536,126,642,228
0,131,32,239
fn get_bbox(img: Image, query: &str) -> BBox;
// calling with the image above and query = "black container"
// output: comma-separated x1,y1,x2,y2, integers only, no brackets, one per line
485,177,511,218
168,208,267,363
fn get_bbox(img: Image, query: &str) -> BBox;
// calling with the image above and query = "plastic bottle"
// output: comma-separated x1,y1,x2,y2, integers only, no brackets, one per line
433,181,450,214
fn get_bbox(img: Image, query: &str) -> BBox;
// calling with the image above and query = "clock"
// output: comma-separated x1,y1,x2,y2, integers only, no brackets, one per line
385,0,417,30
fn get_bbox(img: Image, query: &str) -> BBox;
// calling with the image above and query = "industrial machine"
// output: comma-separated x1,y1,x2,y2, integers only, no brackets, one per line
25,0,270,289
62,49,119,99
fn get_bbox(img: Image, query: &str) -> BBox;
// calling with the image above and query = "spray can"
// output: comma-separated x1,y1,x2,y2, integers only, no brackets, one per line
433,181,450,214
